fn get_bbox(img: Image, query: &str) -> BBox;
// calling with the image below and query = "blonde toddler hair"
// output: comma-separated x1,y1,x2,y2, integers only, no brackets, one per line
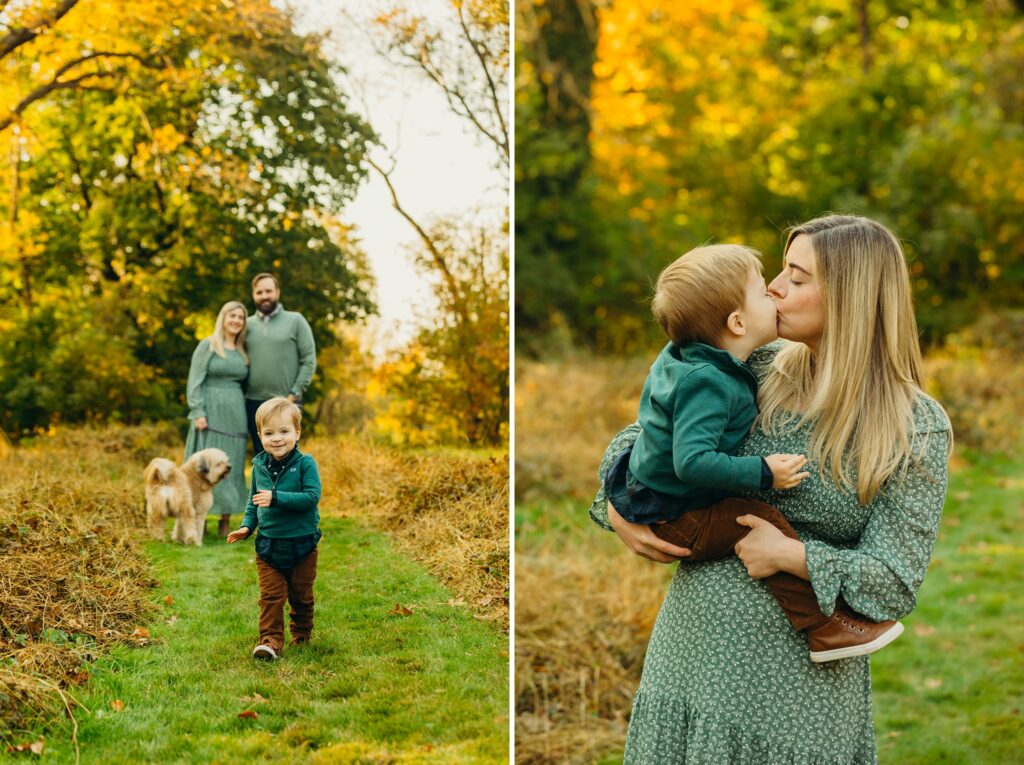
652,244,764,346
255,397,302,432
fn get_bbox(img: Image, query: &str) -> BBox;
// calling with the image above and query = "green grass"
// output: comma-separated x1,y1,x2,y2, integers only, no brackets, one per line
872,450,1024,764
27,517,508,764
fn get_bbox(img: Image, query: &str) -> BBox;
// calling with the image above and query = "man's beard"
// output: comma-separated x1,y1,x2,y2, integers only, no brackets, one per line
258,299,278,315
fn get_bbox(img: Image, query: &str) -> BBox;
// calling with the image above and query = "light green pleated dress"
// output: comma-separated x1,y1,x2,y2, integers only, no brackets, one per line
590,342,951,765
183,339,249,517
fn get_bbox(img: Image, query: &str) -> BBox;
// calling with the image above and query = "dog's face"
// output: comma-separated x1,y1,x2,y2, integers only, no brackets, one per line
188,448,232,485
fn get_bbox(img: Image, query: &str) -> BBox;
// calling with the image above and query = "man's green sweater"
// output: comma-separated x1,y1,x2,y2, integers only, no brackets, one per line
245,307,316,401
628,342,765,515
241,447,321,538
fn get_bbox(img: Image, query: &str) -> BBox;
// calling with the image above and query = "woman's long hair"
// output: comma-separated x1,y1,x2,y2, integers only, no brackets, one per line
757,215,930,504
209,301,249,364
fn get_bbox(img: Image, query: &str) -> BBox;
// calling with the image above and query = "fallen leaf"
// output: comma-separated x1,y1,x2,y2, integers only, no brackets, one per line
163,595,174,605
131,628,150,638
165,615,178,627
912,624,936,637
924,677,943,690
110,700,125,712
29,739,44,755
238,710,259,719
240,693,267,704
388,603,413,616
447,598,466,607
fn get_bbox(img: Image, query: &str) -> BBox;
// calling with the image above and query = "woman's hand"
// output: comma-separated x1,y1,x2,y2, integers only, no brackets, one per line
608,502,692,563
734,515,807,580
194,416,208,431
253,490,273,507
226,527,250,544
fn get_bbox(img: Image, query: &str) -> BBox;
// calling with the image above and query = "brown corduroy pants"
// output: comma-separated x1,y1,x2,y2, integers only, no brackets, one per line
256,547,318,651
653,497,831,633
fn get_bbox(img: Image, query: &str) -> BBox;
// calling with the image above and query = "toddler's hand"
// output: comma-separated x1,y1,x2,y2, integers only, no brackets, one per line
765,454,809,489
253,490,273,507
226,527,250,544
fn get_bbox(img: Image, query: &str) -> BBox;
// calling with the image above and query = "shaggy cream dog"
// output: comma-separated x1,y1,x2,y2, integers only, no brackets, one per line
144,448,232,546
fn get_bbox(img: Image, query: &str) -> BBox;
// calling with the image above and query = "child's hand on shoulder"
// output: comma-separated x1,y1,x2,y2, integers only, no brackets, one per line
765,454,809,489
226,527,250,543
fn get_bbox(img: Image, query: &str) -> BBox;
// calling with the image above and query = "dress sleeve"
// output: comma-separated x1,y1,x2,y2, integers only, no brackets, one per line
186,340,212,420
804,397,951,620
588,422,641,530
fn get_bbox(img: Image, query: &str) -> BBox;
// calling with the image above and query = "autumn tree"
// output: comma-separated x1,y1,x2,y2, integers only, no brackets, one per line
358,0,510,446
515,0,1024,351
0,0,376,435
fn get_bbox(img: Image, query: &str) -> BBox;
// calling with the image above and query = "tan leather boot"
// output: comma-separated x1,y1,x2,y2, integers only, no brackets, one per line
807,606,904,663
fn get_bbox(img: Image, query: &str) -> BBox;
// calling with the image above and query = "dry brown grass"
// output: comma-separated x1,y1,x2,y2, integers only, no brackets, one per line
515,527,670,764
514,354,648,505
309,437,510,630
0,425,177,744
515,352,668,763
925,311,1024,454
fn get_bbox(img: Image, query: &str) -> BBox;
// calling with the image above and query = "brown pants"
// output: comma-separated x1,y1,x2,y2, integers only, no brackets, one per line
256,547,318,651
653,497,830,633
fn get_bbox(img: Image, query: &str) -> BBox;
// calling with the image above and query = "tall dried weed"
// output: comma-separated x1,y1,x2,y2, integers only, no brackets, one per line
925,311,1024,454
0,425,175,743
310,438,510,630
514,355,649,504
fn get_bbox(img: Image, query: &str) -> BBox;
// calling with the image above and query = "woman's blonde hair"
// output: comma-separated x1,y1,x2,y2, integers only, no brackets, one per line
757,215,932,504
652,244,763,346
209,301,249,364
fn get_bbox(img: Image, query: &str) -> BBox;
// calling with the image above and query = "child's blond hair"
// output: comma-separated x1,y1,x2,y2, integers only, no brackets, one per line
652,244,763,346
255,397,302,432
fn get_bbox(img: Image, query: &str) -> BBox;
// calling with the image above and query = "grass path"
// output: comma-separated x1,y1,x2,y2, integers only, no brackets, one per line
35,517,508,764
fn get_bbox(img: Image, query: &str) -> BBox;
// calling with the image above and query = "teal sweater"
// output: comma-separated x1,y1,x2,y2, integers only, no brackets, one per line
628,342,765,513
241,447,321,539
245,306,317,400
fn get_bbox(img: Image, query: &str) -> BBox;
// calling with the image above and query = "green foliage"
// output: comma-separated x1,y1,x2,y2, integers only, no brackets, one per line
514,0,616,350
515,0,1024,352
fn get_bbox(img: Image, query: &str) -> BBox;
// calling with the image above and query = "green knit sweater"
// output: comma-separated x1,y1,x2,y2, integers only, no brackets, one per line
628,341,765,513
245,306,316,400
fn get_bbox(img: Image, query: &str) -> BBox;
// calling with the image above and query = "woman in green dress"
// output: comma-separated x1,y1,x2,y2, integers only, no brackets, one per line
184,301,250,539
591,215,951,763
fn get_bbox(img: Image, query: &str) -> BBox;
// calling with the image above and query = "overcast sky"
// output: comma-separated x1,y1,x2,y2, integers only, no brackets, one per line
284,0,508,351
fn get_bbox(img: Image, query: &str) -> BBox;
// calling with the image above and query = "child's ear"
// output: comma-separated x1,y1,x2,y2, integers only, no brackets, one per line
725,310,747,337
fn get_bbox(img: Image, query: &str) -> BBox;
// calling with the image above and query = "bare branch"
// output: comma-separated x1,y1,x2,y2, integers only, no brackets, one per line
365,154,466,320
0,0,80,61
455,3,508,163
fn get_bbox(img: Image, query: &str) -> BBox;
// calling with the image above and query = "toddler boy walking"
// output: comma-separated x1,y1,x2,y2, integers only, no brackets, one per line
228,397,322,661
604,244,904,662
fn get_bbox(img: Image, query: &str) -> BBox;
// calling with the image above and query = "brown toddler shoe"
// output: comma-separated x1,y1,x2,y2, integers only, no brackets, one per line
807,609,904,663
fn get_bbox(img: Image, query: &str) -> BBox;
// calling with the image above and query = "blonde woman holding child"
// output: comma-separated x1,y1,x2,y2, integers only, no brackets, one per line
184,301,250,539
591,214,951,763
